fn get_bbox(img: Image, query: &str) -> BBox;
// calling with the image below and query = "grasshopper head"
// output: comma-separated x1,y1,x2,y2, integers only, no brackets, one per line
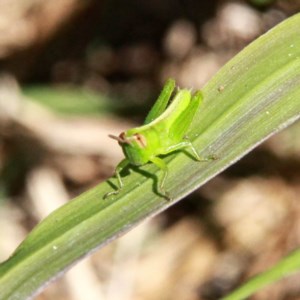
109,132,148,165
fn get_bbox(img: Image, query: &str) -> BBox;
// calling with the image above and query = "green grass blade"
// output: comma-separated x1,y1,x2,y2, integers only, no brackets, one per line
223,249,300,300
23,85,115,115
1,13,300,299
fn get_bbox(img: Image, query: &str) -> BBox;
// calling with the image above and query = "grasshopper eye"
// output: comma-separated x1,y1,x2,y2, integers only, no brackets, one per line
133,133,147,148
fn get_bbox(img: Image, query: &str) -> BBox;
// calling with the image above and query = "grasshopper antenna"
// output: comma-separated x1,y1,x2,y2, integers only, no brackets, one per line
108,134,130,144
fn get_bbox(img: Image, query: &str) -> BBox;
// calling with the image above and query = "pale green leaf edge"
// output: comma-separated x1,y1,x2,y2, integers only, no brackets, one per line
223,248,300,300
1,13,300,300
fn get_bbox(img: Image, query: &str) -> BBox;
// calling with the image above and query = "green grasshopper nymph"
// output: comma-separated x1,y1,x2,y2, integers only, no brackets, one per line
104,79,212,200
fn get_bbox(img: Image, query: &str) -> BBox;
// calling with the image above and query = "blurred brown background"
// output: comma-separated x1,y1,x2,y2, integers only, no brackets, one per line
0,0,300,299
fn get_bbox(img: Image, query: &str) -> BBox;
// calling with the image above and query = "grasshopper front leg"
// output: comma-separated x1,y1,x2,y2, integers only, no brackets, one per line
103,158,129,199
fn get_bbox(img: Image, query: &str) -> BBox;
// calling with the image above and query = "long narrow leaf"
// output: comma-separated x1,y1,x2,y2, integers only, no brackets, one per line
1,13,300,300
